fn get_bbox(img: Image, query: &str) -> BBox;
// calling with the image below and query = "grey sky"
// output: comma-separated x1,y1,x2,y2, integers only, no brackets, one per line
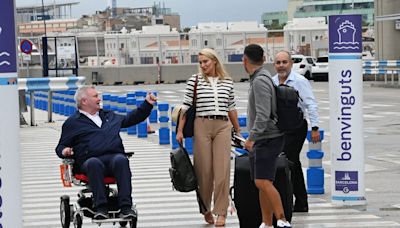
17,0,288,28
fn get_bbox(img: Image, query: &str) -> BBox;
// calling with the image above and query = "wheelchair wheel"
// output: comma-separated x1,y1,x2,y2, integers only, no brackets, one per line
119,221,128,227
73,213,82,228
60,195,71,228
129,217,137,228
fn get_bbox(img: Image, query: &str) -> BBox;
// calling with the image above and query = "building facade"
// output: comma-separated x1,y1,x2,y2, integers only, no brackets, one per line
284,17,328,57
262,0,375,28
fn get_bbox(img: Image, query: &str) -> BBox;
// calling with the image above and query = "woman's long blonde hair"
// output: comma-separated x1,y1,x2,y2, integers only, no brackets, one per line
198,48,230,80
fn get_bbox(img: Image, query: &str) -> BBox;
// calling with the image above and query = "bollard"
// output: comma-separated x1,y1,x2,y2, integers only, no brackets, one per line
25,91,30,105
170,106,179,149
306,129,325,194
59,96,66,116
136,98,148,138
126,97,137,135
117,96,127,132
34,92,39,109
64,91,72,116
127,92,136,99
53,94,60,114
41,92,48,111
102,93,111,111
236,115,248,155
149,91,158,123
63,91,69,116
184,137,193,155
158,102,170,145
109,94,118,113
68,90,77,116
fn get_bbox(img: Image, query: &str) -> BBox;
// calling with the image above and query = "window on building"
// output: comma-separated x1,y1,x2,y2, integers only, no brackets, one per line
204,40,208,46
301,35,306,43
140,57,154,64
191,55,198,63
155,19,163,24
216,38,222,46
120,43,124,49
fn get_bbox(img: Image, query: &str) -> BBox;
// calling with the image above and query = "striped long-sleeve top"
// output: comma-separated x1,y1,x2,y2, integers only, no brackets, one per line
182,74,236,116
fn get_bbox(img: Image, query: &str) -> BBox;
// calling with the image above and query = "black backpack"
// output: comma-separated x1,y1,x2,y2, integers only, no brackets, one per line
169,144,207,214
169,145,198,192
266,75,304,133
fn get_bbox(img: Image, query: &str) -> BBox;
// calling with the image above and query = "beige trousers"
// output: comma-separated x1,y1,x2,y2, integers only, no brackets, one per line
193,117,231,216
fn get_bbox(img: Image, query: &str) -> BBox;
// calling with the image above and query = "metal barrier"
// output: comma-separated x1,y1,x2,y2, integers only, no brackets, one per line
363,60,400,85
18,76,85,126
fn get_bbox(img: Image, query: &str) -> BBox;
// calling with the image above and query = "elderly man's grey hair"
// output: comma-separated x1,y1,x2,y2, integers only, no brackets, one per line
74,85,96,109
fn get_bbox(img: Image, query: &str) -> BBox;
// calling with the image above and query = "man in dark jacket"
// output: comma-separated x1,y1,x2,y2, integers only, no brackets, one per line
56,86,156,220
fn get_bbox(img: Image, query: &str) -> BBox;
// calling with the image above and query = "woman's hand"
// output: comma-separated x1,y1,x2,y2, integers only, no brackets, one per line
176,130,184,144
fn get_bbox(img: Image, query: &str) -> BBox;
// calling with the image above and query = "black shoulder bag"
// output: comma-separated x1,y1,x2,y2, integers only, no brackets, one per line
182,74,198,138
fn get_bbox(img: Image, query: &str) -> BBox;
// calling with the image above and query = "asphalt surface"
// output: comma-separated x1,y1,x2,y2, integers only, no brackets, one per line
20,81,400,227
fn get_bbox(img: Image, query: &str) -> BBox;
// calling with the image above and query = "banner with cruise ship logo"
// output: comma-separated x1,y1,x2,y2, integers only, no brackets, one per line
328,14,366,206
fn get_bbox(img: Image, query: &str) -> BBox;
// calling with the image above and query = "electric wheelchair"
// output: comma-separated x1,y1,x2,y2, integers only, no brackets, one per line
59,152,137,228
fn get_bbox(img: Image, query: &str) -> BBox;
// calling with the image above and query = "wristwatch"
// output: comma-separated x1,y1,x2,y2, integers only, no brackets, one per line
311,126,319,131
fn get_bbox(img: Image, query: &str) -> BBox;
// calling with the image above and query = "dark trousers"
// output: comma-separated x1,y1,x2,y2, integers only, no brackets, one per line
82,153,132,210
283,119,308,210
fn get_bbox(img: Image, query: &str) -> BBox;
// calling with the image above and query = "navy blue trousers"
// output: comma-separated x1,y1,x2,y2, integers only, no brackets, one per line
82,153,132,210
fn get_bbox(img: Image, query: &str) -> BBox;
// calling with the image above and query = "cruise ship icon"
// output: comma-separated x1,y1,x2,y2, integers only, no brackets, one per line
333,20,360,50
0,26,11,67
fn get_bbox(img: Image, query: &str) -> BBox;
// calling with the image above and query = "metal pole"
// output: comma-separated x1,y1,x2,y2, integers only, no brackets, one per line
30,91,36,126
26,60,30,78
47,91,53,122
95,36,99,66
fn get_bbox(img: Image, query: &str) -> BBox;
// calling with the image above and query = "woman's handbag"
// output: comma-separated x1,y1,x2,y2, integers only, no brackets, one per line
182,74,198,138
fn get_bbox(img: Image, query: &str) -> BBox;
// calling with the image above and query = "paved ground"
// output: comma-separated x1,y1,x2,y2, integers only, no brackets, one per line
21,81,400,227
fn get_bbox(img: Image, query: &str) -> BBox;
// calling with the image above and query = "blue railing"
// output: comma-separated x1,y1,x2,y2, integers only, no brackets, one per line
19,76,85,125
363,60,400,85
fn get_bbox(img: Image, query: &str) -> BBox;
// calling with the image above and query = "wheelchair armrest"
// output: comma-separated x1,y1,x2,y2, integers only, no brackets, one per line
125,151,134,158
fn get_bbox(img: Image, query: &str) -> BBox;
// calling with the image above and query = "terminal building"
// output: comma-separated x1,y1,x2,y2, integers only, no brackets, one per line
262,0,375,29
101,21,277,66
16,1,180,36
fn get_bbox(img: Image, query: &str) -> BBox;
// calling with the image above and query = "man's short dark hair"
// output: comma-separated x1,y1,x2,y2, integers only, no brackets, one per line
244,44,264,65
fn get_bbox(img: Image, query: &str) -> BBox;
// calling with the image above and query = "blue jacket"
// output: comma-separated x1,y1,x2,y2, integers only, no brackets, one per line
56,100,153,165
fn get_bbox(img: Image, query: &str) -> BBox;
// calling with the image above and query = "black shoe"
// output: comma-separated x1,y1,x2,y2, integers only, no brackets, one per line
293,205,309,212
94,207,109,220
120,207,136,219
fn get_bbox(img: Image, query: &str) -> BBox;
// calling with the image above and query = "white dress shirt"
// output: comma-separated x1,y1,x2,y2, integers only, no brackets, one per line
79,110,102,128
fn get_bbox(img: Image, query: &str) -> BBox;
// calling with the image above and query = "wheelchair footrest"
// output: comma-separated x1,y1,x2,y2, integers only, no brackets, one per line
92,216,137,223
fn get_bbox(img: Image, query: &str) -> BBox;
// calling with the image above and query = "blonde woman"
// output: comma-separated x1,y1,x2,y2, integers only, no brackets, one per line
176,48,240,227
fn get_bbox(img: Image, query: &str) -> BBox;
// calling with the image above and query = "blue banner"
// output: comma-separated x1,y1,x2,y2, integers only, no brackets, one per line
0,0,17,73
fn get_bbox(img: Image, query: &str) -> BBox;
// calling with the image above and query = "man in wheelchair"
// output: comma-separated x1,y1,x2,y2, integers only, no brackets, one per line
56,86,156,220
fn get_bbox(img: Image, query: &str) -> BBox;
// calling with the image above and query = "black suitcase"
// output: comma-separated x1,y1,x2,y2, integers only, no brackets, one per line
231,153,293,228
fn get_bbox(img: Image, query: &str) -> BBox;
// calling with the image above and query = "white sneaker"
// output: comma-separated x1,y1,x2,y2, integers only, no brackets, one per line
277,219,292,228
259,223,273,228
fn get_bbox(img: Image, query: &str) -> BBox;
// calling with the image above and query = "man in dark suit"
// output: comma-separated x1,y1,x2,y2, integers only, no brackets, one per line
56,86,156,219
